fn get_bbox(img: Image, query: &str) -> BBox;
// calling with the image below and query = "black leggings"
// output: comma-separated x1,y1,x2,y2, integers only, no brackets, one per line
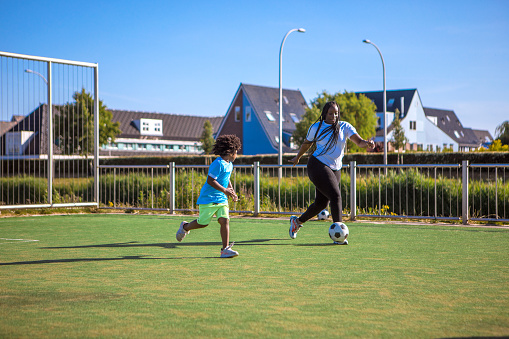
298,156,342,223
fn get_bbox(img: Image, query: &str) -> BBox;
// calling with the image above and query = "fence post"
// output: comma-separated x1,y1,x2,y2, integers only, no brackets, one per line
94,64,99,207
113,168,116,208
462,160,469,225
434,167,437,220
254,162,260,217
350,161,356,221
47,61,53,205
169,162,175,214
151,168,154,209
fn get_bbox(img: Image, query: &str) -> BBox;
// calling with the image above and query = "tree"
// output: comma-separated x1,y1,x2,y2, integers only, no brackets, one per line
495,120,509,146
488,139,509,152
200,120,215,154
54,89,121,155
293,90,377,152
390,109,408,151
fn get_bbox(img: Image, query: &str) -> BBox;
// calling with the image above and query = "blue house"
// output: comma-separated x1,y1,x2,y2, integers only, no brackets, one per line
216,83,308,155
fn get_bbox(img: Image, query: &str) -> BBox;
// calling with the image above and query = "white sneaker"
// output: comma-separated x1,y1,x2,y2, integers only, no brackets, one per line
176,221,189,242
289,216,302,239
334,239,348,245
220,242,239,258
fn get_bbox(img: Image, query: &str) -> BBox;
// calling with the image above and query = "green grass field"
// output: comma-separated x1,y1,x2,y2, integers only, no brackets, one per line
0,214,508,338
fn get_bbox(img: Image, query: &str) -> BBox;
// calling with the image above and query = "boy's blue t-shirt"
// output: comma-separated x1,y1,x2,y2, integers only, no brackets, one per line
196,157,233,205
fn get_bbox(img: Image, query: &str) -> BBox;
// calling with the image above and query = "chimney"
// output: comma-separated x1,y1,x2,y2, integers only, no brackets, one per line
400,96,405,117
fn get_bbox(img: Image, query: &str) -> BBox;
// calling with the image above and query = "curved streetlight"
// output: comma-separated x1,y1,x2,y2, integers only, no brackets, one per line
25,69,48,84
363,39,387,166
279,28,305,170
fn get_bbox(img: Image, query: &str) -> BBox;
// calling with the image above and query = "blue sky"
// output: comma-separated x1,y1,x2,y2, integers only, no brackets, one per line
1,0,508,137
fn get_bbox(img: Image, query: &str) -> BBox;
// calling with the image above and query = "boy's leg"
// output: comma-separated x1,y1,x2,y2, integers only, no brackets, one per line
215,204,238,258
176,204,212,242
218,217,229,249
184,219,208,231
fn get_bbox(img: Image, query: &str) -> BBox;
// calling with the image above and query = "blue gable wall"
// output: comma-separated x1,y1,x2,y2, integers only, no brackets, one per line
242,92,276,155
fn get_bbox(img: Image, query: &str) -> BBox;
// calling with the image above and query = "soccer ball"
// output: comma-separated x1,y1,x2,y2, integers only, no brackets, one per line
329,222,349,243
317,209,330,220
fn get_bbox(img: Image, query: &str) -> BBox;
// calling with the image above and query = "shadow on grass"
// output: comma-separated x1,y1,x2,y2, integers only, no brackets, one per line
39,238,290,250
295,243,346,247
0,255,220,266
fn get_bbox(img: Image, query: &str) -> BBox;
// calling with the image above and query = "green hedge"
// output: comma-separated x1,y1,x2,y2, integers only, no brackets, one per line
98,151,509,167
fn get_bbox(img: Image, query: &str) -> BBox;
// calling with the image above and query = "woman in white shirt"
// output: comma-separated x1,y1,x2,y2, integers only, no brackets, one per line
288,101,375,243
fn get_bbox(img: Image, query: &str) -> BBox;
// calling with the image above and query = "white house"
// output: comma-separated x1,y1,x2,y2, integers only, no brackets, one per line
357,89,481,152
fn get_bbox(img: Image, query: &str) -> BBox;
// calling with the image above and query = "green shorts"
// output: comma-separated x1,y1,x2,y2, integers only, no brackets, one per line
197,202,229,225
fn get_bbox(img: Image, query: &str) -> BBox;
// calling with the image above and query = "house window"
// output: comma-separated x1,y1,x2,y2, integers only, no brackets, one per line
289,113,300,123
235,106,241,122
283,96,289,104
454,130,460,138
388,98,395,108
409,121,416,130
245,106,252,122
264,111,275,122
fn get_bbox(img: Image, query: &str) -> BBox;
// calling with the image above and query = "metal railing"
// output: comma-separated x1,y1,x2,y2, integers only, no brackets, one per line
97,161,509,224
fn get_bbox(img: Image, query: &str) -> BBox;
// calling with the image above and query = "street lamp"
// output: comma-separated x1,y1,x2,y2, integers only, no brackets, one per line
279,28,305,170
362,39,387,166
25,69,48,84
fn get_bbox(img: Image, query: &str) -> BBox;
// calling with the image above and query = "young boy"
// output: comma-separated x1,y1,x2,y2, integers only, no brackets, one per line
176,134,242,258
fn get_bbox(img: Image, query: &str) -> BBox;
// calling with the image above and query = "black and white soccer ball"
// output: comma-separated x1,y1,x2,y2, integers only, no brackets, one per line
329,222,349,243
317,209,330,220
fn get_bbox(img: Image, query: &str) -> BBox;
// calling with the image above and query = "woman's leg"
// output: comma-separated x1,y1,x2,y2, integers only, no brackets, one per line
299,156,342,223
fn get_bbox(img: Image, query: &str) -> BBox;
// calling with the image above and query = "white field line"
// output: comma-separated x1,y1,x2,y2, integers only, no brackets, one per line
0,238,39,244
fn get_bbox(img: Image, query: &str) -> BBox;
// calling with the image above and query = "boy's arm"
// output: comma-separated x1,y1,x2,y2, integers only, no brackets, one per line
206,176,238,201
227,181,238,201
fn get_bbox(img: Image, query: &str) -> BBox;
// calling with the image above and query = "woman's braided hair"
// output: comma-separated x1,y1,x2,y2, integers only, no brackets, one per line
212,134,242,156
309,101,340,156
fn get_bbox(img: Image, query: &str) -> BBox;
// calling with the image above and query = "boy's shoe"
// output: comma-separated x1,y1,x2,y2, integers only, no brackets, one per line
333,239,348,245
220,242,239,258
176,221,189,242
289,216,302,239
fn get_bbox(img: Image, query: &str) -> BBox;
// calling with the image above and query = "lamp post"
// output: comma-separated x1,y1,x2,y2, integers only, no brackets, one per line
279,28,305,170
25,69,48,84
362,39,387,166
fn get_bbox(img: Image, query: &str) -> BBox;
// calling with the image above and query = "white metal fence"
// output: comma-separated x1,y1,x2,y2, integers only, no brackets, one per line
0,51,99,209
98,161,509,224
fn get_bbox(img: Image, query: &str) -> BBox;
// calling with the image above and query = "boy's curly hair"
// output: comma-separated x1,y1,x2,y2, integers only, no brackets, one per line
212,134,241,156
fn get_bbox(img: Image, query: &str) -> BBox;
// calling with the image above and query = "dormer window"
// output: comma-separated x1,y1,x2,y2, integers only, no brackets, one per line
388,98,395,107
133,118,164,136
264,111,275,122
290,113,300,123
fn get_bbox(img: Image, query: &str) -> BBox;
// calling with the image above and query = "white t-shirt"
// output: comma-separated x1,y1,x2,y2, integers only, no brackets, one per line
306,121,357,170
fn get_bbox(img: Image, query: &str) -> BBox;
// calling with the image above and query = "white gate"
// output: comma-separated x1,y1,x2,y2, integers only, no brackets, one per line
0,51,99,209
